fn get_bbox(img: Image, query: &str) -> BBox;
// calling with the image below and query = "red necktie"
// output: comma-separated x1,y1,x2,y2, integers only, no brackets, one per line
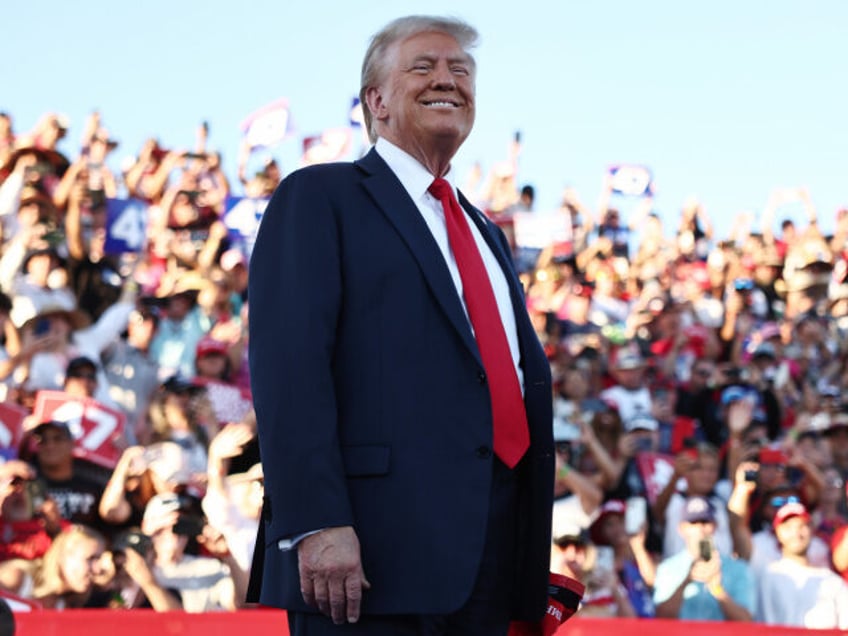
428,177,529,468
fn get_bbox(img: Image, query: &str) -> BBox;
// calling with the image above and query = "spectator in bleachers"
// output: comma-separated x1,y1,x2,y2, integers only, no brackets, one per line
0,113,14,167
600,344,653,424
141,492,237,612
653,442,732,560
588,499,656,617
202,423,261,587
759,501,848,627
62,355,99,399
19,421,106,533
146,377,214,474
0,460,63,596
551,420,603,533
148,274,207,380
653,496,754,621
823,413,848,481
98,440,195,531
102,527,182,610
20,298,133,410
101,305,162,441
812,467,848,546
728,465,832,583
32,524,109,608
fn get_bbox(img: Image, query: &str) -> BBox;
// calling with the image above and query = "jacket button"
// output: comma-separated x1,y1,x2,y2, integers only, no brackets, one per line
478,372,486,384
476,446,492,459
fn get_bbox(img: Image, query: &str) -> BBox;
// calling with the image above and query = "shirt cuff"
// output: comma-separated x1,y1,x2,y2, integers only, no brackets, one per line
278,529,324,551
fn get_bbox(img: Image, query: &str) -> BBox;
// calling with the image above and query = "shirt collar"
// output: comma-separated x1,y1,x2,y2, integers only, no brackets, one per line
374,137,457,202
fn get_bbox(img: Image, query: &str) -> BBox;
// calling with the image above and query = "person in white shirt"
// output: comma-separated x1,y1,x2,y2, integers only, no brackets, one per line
759,501,848,628
600,345,652,424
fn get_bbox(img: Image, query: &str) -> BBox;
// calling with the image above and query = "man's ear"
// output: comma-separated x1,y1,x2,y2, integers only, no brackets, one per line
364,86,388,123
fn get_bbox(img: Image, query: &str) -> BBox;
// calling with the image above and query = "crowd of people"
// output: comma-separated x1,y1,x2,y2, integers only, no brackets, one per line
0,108,847,627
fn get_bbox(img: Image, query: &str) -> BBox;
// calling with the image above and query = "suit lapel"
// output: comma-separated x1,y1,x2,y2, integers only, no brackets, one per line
356,150,482,366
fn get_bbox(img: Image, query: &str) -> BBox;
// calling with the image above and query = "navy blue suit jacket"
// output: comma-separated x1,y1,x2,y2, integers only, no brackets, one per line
247,148,554,620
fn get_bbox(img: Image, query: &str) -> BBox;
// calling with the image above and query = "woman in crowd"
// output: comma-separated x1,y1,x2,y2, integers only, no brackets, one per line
32,524,109,608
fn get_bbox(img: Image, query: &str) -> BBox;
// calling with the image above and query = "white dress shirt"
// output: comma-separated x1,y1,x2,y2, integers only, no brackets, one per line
375,137,523,389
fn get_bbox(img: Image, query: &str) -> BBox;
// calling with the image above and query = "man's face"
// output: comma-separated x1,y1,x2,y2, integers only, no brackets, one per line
65,366,98,398
680,520,715,556
34,426,74,468
690,362,714,390
614,367,644,390
775,516,812,557
368,31,475,163
687,453,720,495
0,477,31,521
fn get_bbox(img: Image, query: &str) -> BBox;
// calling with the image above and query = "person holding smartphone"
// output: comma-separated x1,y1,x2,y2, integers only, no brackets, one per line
653,496,755,621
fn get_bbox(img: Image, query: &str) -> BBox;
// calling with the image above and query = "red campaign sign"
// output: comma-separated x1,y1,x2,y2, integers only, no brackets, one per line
32,391,125,469
0,401,29,455
635,452,677,506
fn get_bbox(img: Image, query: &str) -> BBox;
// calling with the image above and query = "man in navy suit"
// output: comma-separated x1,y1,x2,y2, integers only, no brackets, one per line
247,15,554,635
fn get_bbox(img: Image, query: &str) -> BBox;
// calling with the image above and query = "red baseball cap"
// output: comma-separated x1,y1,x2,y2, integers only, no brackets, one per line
589,500,626,545
196,336,228,358
773,501,810,530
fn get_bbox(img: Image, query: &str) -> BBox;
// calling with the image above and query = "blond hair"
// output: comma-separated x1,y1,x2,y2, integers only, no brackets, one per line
33,524,105,601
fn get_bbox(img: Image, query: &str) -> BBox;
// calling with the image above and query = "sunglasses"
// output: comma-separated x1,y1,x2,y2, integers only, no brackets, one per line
68,372,97,381
769,495,800,508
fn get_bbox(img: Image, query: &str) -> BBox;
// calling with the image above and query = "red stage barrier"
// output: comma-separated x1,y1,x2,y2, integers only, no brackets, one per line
12,609,846,636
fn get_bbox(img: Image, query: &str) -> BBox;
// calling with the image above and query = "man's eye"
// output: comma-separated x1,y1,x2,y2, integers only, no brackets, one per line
452,66,469,76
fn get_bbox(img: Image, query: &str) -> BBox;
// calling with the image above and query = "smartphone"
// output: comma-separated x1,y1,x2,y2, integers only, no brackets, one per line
34,317,51,337
595,546,615,572
744,469,758,482
670,416,697,455
624,497,647,535
25,478,48,514
698,538,712,562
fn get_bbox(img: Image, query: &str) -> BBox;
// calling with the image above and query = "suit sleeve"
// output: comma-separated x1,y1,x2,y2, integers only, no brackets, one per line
248,169,354,544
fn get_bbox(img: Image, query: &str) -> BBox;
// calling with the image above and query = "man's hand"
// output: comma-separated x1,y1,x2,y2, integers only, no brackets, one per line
689,549,721,584
298,525,371,624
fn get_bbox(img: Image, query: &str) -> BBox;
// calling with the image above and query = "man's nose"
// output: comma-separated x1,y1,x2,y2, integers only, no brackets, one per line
430,63,456,88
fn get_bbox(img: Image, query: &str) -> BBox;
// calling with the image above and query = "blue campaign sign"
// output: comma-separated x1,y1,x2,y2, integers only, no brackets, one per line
104,198,149,254
223,196,269,256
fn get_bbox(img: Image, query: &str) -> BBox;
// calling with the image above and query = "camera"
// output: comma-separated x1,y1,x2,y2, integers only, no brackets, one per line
744,469,758,482
173,514,204,538
112,529,153,557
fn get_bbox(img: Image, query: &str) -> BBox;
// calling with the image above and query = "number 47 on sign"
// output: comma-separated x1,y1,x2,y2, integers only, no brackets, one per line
33,391,126,469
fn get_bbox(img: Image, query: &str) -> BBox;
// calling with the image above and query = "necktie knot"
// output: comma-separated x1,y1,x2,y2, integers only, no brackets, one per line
428,177,453,203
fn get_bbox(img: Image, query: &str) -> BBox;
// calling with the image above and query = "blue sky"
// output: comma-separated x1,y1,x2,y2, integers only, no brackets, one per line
3,1,846,235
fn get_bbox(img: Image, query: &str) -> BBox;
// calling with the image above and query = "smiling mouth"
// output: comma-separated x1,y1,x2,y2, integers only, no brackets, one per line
421,99,461,108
